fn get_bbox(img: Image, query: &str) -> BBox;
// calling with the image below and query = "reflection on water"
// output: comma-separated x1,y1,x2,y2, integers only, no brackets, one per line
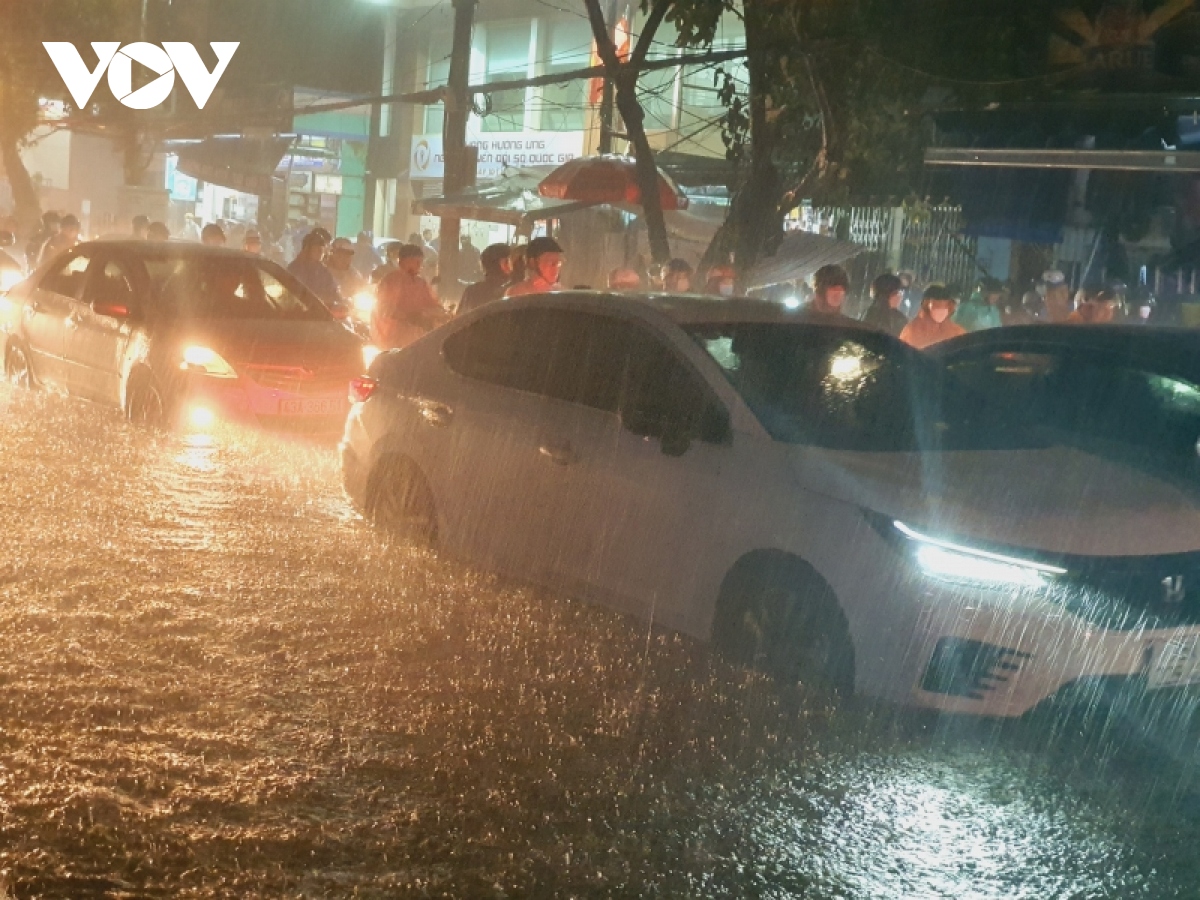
1,382,1199,897
175,431,217,471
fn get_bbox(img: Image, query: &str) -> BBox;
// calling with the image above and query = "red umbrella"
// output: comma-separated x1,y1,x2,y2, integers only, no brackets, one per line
538,154,689,211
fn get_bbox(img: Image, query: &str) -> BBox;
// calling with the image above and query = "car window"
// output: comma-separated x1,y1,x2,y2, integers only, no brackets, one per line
688,324,936,450
151,255,328,320
622,326,728,443
84,257,138,315
947,348,1200,472
443,307,631,413
39,251,90,300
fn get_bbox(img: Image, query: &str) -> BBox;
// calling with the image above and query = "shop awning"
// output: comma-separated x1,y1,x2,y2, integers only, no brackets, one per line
745,230,867,290
925,147,1200,173
174,136,294,197
412,172,598,228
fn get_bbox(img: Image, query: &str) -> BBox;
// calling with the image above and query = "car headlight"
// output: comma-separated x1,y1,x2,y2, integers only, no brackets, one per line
893,520,1066,589
362,344,382,369
0,268,23,293
352,290,376,315
180,345,237,379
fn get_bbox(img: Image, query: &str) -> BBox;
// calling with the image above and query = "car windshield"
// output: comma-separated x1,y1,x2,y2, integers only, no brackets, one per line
686,322,1031,452
146,253,329,321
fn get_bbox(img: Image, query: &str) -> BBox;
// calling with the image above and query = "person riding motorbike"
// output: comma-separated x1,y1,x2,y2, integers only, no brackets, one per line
371,244,448,350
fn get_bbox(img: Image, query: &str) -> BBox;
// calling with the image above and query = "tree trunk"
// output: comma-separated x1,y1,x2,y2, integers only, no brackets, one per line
614,72,670,263
584,0,671,264
701,3,782,290
0,129,40,236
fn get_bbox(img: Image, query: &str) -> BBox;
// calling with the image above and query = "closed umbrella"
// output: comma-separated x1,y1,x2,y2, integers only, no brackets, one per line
539,154,689,211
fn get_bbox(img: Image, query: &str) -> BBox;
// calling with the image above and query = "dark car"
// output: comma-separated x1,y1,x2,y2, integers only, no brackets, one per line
931,325,1200,483
1,241,366,433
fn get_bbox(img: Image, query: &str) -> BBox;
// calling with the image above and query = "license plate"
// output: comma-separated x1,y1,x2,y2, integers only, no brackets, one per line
279,398,342,416
1149,636,1200,688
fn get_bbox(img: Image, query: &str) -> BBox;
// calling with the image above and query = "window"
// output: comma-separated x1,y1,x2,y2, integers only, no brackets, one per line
443,307,630,413
622,327,728,444
640,22,681,132
687,323,945,451
540,21,592,132
423,33,452,135
444,309,728,448
40,252,90,299
482,22,530,133
948,348,1200,476
151,255,328,321
85,258,138,314
680,20,747,128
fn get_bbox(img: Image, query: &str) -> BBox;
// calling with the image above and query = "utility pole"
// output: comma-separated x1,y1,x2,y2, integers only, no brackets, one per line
597,0,620,154
439,0,476,303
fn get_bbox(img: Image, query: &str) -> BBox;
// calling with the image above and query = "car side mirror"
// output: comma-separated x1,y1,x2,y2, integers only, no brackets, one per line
92,298,132,319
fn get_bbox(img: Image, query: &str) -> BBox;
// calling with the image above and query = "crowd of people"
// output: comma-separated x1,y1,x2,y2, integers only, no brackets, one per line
0,206,1162,358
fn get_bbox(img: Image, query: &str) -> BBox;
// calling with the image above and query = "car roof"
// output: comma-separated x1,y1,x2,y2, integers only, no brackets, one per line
518,290,880,328
80,239,260,260
932,324,1200,356
931,323,1200,378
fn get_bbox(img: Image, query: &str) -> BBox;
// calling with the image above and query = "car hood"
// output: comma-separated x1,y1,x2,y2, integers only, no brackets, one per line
178,318,361,369
787,445,1200,557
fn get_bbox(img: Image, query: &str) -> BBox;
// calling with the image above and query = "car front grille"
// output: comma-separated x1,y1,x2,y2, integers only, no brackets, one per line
243,363,356,395
1060,552,1200,629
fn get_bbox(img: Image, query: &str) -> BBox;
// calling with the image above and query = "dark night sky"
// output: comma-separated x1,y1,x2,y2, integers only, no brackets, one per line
172,0,385,96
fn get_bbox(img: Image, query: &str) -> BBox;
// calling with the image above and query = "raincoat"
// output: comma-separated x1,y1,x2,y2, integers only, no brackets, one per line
371,270,444,350
953,290,1003,331
899,308,966,350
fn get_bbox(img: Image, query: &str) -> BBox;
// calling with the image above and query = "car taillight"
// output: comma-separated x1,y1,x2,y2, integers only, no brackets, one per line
349,376,377,403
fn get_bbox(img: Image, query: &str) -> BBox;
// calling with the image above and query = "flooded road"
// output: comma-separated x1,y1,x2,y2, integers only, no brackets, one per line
2,382,1200,898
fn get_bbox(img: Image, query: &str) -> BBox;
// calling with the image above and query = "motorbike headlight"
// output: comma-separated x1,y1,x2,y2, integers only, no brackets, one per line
893,520,1066,589
0,268,23,293
352,290,376,315
181,345,237,379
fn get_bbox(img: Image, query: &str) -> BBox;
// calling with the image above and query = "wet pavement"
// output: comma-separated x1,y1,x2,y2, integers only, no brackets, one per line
2,382,1200,898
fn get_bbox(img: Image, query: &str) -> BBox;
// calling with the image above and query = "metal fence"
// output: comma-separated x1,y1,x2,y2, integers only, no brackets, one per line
800,205,982,312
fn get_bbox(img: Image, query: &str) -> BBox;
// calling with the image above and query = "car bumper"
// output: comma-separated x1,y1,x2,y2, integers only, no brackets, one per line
904,584,1200,717
338,402,372,510
176,373,351,435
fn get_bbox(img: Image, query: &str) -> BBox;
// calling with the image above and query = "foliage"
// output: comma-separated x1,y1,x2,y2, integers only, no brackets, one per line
657,0,1067,275
0,0,138,228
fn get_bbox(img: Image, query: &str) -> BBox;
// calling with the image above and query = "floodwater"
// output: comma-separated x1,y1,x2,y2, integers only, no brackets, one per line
2,382,1200,898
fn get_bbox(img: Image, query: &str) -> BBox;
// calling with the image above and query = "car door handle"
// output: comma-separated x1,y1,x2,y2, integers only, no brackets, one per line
418,400,453,427
538,441,578,466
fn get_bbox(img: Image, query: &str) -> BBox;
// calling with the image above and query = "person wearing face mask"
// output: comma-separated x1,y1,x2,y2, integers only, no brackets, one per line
1128,287,1156,324
505,237,565,297
801,264,852,321
704,263,736,297
1066,287,1120,324
899,284,967,349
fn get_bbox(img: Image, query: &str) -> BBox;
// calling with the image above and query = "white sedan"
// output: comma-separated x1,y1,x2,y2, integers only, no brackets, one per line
340,292,1200,717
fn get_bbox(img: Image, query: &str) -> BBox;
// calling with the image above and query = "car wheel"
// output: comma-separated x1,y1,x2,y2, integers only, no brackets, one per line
366,456,437,546
4,342,34,389
125,374,167,427
713,558,855,696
